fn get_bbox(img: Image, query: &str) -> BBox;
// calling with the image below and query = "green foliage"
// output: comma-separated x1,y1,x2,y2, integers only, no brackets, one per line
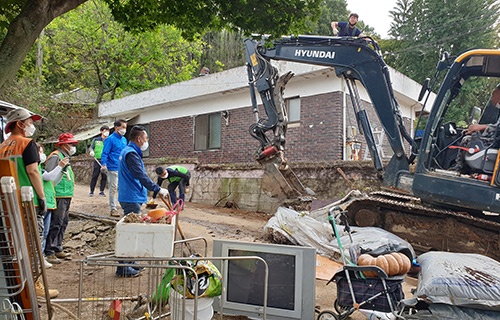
104,0,322,38
445,78,497,127
42,0,203,101
0,0,24,31
200,30,246,72
388,0,499,83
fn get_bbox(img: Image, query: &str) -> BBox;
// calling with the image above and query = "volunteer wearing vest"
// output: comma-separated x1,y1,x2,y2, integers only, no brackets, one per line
154,165,191,204
117,126,167,277
44,133,78,265
0,107,45,239
88,125,109,196
0,107,59,298
38,143,68,269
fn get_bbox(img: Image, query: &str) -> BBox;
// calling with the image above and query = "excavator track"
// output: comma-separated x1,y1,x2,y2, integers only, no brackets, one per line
344,191,500,261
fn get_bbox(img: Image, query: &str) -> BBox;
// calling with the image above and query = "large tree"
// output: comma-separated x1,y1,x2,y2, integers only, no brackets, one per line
42,1,202,103
389,0,499,83
0,0,320,93
389,0,500,125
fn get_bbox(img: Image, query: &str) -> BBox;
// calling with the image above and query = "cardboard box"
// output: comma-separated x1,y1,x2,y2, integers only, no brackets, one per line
115,215,176,258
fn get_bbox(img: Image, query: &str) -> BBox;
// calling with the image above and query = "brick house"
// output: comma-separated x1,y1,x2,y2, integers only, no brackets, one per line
98,61,426,165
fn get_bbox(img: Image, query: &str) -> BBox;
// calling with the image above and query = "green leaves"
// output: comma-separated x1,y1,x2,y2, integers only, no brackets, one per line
43,1,203,101
103,0,321,38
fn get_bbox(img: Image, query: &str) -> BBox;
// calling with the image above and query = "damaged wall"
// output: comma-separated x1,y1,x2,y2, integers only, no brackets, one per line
71,157,382,213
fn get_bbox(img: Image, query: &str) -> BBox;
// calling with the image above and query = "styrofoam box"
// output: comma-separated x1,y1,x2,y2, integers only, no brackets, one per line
115,215,176,258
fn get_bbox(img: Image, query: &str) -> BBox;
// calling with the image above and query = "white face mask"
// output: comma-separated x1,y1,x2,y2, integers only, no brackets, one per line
118,129,126,136
39,153,47,163
140,141,149,151
68,145,77,156
103,131,109,137
24,123,36,137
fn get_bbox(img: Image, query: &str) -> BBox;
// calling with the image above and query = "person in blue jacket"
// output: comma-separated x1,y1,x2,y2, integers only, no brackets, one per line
116,125,168,277
118,125,168,215
100,119,127,217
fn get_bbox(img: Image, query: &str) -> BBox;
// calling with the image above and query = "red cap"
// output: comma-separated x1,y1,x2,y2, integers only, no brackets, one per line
55,133,78,146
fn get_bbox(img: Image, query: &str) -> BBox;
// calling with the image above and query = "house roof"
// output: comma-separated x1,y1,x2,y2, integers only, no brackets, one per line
98,61,433,121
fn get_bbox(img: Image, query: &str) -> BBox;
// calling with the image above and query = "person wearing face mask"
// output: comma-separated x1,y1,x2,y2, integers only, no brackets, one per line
101,119,127,217
451,84,500,173
37,143,69,269
154,165,191,204
116,126,167,277
44,133,78,265
0,108,45,220
88,125,109,197
0,108,61,297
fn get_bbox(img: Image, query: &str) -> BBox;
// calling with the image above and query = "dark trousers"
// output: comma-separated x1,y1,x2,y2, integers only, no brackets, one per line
45,197,72,256
90,159,107,193
167,173,190,204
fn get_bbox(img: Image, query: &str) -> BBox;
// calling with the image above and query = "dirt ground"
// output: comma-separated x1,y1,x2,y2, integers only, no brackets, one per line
42,183,416,320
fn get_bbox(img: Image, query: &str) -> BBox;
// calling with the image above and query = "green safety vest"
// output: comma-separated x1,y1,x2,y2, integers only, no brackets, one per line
93,139,105,159
0,135,41,206
168,165,189,183
42,174,56,210
49,150,75,198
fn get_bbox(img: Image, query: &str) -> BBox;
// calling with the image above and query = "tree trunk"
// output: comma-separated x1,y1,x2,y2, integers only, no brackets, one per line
0,0,87,94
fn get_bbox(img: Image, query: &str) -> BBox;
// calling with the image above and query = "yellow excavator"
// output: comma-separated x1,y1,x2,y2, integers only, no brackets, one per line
245,35,500,260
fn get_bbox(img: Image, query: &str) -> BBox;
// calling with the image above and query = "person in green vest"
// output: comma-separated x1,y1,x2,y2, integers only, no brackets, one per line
37,143,69,268
0,108,59,298
154,165,191,204
44,133,78,265
88,125,109,196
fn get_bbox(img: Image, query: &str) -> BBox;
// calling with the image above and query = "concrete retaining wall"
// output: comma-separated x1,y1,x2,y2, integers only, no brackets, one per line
71,157,381,213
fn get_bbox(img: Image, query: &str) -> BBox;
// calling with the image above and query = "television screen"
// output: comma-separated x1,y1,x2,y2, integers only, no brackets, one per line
227,248,296,310
212,240,316,320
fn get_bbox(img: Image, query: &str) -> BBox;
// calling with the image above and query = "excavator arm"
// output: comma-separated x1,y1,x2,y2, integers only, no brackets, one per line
245,35,417,196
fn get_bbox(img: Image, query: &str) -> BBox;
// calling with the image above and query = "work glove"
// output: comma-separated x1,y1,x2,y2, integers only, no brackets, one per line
158,188,169,198
185,186,190,194
38,198,47,214
89,150,95,157
101,166,108,174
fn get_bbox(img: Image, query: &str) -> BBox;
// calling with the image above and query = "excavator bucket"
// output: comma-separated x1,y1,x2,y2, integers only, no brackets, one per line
260,159,315,198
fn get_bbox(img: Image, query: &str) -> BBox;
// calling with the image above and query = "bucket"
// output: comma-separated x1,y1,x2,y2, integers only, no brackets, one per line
169,289,214,320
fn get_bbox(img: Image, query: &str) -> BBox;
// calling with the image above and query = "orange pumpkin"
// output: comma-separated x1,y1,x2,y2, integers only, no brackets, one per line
357,254,378,277
389,252,405,274
357,252,412,277
376,255,390,276
384,254,401,276
395,252,411,274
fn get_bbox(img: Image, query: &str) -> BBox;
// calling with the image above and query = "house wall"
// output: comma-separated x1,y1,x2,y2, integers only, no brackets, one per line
150,91,349,164
148,89,412,165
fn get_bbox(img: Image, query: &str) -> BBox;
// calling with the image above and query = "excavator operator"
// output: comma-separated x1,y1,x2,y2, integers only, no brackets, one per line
451,84,500,173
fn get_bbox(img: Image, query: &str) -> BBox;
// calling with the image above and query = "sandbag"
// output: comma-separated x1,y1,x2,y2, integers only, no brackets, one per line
416,252,500,311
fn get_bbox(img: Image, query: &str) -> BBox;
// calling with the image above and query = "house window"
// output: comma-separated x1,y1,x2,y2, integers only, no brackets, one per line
286,97,301,123
195,113,221,150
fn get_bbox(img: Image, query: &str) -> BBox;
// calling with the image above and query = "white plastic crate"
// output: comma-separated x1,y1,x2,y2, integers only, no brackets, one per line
115,214,176,258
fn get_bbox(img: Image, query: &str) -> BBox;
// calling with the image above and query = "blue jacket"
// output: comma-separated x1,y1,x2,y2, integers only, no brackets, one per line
101,132,127,171
118,142,160,204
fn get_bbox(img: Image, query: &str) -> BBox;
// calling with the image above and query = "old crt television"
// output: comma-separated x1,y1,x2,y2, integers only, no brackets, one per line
212,239,316,320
